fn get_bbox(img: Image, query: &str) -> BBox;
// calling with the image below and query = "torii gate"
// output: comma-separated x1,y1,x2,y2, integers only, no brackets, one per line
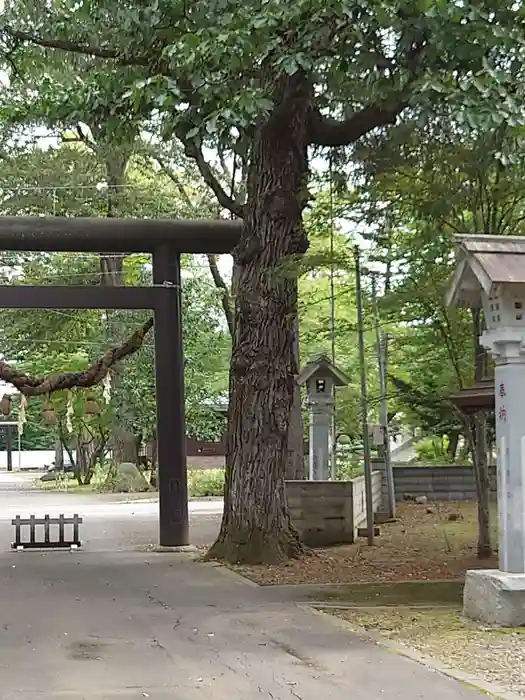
0,217,241,548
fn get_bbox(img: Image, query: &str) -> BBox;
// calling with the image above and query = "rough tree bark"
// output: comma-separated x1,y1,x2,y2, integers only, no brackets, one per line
98,146,139,464
67,428,106,486
447,431,459,461
287,320,306,480
207,254,305,480
206,72,310,564
54,437,64,470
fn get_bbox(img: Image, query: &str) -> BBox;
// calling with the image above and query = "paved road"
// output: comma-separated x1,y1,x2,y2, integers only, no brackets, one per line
0,550,489,700
0,471,222,551
0,472,491,699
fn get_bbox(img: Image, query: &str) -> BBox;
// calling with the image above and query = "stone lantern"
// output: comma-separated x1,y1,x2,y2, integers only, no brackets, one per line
446,234,525,625
296,355,349,481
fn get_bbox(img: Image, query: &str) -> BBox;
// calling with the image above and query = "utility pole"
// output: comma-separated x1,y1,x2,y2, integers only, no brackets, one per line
354,246,374,546
371,274,396,518
329,161,337,480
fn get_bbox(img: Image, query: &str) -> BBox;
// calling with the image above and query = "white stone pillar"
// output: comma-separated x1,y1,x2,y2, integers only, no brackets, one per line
481,329,525,574
463,332,525,626
481,332,525,573
308,400,333,481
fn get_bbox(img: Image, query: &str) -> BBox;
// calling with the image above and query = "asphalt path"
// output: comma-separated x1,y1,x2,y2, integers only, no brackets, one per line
0,471,222,551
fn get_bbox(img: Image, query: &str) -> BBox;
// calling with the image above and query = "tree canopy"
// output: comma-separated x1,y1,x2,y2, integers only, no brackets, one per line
1,0,525,563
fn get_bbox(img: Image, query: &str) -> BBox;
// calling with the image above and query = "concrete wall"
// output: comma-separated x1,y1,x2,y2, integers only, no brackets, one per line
0,450,68,471
285,471,382,547
351,470,383,528
392,463,497,501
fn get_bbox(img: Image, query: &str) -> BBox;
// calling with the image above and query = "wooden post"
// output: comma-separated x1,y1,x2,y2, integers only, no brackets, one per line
73,514,80,544
152,247,189,547
6,424,13,472
44,514,50,545
13,515,21,547
58,514,65,546
29,515,36,546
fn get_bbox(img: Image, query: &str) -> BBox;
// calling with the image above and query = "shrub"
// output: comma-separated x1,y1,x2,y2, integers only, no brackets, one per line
188,468,224,497
336,457,364,480
413,436,454,464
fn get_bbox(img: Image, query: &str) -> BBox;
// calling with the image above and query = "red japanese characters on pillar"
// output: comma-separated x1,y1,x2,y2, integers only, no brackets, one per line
499,406,507,422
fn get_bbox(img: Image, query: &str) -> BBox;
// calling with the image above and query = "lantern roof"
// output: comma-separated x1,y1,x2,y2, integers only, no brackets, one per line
446,234,525,309
296,354,350,387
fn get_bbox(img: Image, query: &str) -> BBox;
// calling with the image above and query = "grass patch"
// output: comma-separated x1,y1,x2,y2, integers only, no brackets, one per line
308,580,465,606
37,467,225,498
37,469,107,493
322,606,525,697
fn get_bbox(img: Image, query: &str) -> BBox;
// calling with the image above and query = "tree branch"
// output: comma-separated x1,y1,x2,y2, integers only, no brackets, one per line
0,318,153,396
206,254,234,336
154,155,196,210
182,140,245,219
309,99,409,147
3,27,150,66
310,28,427,149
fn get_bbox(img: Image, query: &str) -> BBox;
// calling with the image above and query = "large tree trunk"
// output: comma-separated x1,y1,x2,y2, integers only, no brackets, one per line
209,251,305,481
98,150,139,464
286,320,305,479
473,413,492,558
447,431,459,461
54,438,64,470
207,73,311,564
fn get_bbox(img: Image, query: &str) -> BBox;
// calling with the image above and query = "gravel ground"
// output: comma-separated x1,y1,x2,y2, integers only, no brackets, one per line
323,606,525,697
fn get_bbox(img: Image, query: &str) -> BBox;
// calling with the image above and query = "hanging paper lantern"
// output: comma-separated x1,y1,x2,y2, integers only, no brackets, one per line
0,394,12,416
84,394,100,416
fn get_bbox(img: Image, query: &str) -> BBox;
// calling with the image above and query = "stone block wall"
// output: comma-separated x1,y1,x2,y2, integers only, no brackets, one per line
391,463,497,501
285,471,382,547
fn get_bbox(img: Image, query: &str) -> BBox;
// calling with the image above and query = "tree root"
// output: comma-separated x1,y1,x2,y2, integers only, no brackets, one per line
0,318,153,396
204,525,304,565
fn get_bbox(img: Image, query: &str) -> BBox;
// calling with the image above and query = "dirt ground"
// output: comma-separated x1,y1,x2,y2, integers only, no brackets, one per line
322,605,525,697
236,501,499,586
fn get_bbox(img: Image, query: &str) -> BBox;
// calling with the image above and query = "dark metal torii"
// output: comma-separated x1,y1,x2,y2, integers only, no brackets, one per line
0,217,241,547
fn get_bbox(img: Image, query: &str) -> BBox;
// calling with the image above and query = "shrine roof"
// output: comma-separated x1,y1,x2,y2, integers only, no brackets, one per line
296,354,350,387
449,379,495,413
446,234,525,309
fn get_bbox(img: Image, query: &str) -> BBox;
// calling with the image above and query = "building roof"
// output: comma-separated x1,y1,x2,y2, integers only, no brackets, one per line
296,354,350,387
449,379,495,413
446,234,525,309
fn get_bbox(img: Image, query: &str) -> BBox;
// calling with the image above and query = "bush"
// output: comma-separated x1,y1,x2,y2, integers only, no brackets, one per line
413,436,454,464
188,468,224,497
336,458,364,480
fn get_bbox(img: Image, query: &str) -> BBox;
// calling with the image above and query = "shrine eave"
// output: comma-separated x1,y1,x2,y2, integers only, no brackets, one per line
449,379,495,413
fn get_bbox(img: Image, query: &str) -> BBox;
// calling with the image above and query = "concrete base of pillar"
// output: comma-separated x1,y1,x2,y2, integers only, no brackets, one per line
154,545,199,557
463,569,525,627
